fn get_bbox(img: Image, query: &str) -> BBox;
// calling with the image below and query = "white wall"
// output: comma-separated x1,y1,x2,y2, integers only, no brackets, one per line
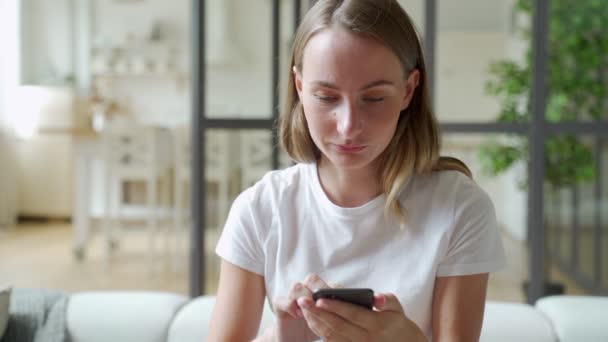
15,134,74,218
436,31,506,122
21,0,74,84
0,0,21,226
15,0,75,218
398,0,509,32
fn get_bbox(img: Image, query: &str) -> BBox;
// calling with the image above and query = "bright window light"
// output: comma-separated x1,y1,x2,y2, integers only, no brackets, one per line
11,86,52,139
0,0,21,137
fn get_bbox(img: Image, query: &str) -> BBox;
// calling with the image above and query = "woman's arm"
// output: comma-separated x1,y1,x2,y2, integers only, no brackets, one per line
207,259,267,342
431,273,489,342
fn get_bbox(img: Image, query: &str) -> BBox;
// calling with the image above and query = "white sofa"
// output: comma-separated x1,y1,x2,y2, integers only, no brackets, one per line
59,291,608,342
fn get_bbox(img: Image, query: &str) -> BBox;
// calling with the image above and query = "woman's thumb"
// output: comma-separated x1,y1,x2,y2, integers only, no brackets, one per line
373,293,403,312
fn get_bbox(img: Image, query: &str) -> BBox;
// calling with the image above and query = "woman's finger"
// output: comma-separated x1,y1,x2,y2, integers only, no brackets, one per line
288,282,313,300
274,282,313,319
302,273,330,291
373,293,404,313
300,297,365,341
273,296,301,319
289,282,313,317
314,297,377,331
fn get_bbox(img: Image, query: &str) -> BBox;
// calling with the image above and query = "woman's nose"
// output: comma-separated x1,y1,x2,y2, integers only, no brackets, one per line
335,101,363,139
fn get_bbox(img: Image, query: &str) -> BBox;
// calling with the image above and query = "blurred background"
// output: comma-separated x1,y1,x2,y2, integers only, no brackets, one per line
0,0,606,302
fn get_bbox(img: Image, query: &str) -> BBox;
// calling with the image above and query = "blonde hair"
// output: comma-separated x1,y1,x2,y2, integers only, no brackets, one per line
279,0,471,222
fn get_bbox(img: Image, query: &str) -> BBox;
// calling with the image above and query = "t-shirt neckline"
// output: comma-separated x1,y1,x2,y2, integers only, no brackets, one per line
308,162,385,218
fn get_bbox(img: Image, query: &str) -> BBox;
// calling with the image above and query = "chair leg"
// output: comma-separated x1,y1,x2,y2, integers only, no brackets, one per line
103,176,111,267
147,175,158,274
111,180,122,251
162,171,171,262
173,177,183,272
104,172,117,268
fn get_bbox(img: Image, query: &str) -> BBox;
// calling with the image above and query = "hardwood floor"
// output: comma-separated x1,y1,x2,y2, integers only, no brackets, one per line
0,222,191,295
0,223,586,301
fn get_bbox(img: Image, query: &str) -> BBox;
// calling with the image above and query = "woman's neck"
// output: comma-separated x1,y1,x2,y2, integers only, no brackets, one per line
317,158,381,208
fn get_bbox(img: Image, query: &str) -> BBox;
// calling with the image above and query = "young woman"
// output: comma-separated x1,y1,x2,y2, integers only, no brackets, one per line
208,0,505,341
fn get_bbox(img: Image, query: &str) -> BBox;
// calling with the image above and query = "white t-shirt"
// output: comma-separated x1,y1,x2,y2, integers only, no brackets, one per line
216,162,506,339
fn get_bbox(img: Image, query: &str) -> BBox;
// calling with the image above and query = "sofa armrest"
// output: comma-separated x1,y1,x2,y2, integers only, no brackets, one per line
168,295,275,342
67,291,188,342
536,295,608,342
480,301,557,342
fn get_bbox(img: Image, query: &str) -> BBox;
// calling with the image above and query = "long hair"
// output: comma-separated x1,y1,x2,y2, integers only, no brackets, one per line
279,0,471,222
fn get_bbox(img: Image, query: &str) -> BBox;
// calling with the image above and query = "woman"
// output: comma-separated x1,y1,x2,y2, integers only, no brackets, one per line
208,0,505,341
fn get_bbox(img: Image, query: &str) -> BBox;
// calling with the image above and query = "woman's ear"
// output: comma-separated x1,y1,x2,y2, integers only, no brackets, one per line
401,69,420,110
293,66,303,97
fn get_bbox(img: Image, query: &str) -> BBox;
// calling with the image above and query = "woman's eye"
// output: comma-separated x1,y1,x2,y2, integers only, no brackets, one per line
364,97,384,103
314,95,338,102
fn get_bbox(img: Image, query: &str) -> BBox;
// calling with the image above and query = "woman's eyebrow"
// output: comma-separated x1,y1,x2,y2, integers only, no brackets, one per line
310,80,396,90
360,80,395,90
310,80,339,89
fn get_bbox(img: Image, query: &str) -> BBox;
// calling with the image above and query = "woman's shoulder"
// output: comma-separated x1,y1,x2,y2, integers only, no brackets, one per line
403,169,491,208
226,163,312,230
238,162,313,205
255,162,311,191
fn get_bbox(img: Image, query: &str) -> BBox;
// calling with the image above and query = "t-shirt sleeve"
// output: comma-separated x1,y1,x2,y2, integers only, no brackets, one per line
215,188,265,276
437,181,507,277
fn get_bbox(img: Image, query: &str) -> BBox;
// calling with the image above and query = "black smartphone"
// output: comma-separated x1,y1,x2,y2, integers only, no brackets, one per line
312,288,374,310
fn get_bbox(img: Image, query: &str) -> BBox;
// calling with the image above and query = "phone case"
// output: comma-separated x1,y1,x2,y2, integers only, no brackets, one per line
312,288,374,310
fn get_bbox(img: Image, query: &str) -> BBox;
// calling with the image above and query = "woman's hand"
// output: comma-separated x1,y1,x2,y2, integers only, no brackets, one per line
297,292,427,342
272,274,333,342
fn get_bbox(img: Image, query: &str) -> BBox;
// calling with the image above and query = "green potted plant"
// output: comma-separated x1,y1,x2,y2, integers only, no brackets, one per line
478,0,606,188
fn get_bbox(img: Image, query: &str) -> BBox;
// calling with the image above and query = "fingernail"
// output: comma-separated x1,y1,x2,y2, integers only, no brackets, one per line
298,297,311,309
375,294,386,308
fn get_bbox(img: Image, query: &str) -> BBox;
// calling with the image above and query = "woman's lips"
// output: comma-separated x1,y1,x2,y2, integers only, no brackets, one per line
333,144,366,153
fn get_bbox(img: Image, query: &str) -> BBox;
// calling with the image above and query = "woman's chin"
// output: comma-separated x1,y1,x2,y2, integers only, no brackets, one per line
325,153,375,171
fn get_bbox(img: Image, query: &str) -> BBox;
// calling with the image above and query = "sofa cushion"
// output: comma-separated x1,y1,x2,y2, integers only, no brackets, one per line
167,295,275,342
480,301,557,342
0,288,68,342
536,295,608,342
67,291,187,342
0,286,10,339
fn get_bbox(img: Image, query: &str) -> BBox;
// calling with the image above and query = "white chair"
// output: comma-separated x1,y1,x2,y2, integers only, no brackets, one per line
101,118,173,270
172,127,232,272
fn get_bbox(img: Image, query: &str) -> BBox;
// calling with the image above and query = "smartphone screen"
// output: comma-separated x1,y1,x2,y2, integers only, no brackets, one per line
312,288,374,310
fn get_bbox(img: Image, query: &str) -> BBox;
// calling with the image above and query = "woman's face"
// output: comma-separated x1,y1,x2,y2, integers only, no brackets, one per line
295,28,419,173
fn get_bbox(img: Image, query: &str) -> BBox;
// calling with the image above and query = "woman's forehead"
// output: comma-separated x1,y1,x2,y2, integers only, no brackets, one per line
301,28,404,84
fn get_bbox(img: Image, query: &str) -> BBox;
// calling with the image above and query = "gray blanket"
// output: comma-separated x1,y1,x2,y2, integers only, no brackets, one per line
0,289,69,342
